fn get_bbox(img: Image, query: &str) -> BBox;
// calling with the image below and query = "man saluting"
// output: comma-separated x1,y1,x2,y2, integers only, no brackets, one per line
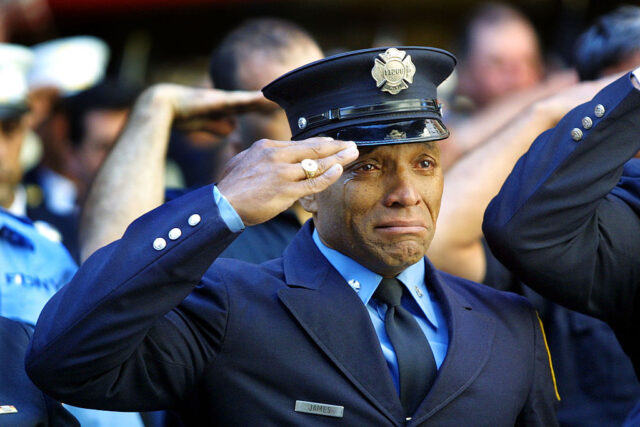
27,47,558,426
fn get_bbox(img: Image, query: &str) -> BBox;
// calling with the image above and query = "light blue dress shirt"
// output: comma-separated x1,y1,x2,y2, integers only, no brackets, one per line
311,230,448,391
213,186,245,233
214,186,449,390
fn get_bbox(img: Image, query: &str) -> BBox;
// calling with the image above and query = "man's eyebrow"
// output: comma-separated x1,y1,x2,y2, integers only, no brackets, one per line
419,141,439,153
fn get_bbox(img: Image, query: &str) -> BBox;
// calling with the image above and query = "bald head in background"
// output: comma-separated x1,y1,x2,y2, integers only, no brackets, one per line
210,18,324,149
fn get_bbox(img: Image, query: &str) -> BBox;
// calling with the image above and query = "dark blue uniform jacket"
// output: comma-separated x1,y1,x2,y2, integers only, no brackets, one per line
26,185,558,426
484,72,640,379
0,316,78,426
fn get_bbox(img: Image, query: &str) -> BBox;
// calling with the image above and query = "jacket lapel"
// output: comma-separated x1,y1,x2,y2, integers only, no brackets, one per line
411,261,496,424
278,222,404,425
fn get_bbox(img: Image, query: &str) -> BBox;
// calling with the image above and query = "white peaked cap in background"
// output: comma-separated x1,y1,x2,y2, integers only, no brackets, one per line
28,36,110,96
0,43,34,118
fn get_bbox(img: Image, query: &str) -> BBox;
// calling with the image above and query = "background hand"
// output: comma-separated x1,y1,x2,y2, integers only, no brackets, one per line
140,83,277,136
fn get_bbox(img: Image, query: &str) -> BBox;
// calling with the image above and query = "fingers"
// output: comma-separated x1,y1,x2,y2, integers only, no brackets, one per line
298,163,345,194
292,143,359,181
216,136,358,226
260,137,358,163
246,137,358,182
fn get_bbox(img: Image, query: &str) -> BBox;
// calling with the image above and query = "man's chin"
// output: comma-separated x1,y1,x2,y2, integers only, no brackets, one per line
371,242,426,273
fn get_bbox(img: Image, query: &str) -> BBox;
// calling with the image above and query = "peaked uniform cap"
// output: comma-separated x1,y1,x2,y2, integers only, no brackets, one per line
0,44,33,119
262,46,456,146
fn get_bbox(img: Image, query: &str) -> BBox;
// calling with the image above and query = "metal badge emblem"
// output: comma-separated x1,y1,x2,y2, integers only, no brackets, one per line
371,48,416,95
348,279,361,292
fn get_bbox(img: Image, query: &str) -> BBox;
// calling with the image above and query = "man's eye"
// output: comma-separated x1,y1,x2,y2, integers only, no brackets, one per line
359,163,376,172
418,159,433,168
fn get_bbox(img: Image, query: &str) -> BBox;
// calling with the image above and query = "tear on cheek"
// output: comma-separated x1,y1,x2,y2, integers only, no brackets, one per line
342,177,355,185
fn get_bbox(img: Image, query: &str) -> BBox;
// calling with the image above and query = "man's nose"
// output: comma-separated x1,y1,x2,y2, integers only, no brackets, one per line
383,170,421,207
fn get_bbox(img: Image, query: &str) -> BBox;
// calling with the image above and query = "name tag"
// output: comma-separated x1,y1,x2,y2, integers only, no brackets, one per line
295,400,344,418
0,405,18,414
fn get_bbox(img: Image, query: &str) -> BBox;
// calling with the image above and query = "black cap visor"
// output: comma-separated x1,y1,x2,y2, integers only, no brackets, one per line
314,118,448,146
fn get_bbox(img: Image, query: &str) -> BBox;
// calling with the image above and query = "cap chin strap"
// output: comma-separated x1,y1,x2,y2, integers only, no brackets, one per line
319,118,450,146
301,98,442,132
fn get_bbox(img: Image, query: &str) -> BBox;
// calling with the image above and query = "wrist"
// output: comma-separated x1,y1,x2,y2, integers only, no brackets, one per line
137,84,178,119
527,99,560,130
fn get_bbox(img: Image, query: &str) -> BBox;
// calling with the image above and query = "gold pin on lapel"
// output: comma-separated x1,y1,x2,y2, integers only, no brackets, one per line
415,286,423,298
0,405,18,414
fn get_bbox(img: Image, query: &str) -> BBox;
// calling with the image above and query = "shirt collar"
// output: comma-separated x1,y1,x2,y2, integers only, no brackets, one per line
312,229,440,329
8,185,26,217
0,208,35,250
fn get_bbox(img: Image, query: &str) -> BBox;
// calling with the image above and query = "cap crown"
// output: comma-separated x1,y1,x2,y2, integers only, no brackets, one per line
263,46,456,145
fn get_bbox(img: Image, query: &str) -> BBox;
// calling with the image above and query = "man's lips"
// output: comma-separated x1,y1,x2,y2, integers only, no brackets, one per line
375,219,428,234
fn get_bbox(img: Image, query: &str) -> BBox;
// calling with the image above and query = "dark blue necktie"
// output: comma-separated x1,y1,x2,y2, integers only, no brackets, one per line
374,278,437,416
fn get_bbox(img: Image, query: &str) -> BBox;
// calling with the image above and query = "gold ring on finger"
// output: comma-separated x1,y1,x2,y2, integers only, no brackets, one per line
301,158,319,179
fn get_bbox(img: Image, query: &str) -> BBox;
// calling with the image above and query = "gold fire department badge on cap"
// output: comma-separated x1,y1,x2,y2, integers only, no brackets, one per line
371,48,416,95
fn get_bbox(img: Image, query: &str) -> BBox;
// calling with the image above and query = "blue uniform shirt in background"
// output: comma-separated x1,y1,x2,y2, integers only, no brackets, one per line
0,208,76,325
1,207,144,427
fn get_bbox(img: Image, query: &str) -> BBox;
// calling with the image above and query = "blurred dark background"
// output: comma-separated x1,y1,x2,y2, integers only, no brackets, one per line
4,0,637,87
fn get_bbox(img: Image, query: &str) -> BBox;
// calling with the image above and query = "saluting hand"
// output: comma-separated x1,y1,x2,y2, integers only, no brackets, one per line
217,137,359,226
139,83,277,136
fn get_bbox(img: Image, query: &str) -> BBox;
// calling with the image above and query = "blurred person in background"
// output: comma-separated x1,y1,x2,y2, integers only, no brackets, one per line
484,6,640,426
574,5,640,82
80,17,323,264
0,0,54,44
0,42,78,426
24,80,139,260
440,2,576,170
22,37,138,261
454,2,543,110
2,39,146,427
0,43,76,326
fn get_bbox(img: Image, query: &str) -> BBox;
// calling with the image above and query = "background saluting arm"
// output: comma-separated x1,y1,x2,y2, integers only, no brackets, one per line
483,71,640,328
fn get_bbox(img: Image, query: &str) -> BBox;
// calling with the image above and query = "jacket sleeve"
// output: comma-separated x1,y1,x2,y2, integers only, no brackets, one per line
25,184,241,411
483,72,640,329
516,311,560,427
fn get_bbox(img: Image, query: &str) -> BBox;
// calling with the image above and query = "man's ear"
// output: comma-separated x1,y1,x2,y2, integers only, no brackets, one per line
299,193,317,213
